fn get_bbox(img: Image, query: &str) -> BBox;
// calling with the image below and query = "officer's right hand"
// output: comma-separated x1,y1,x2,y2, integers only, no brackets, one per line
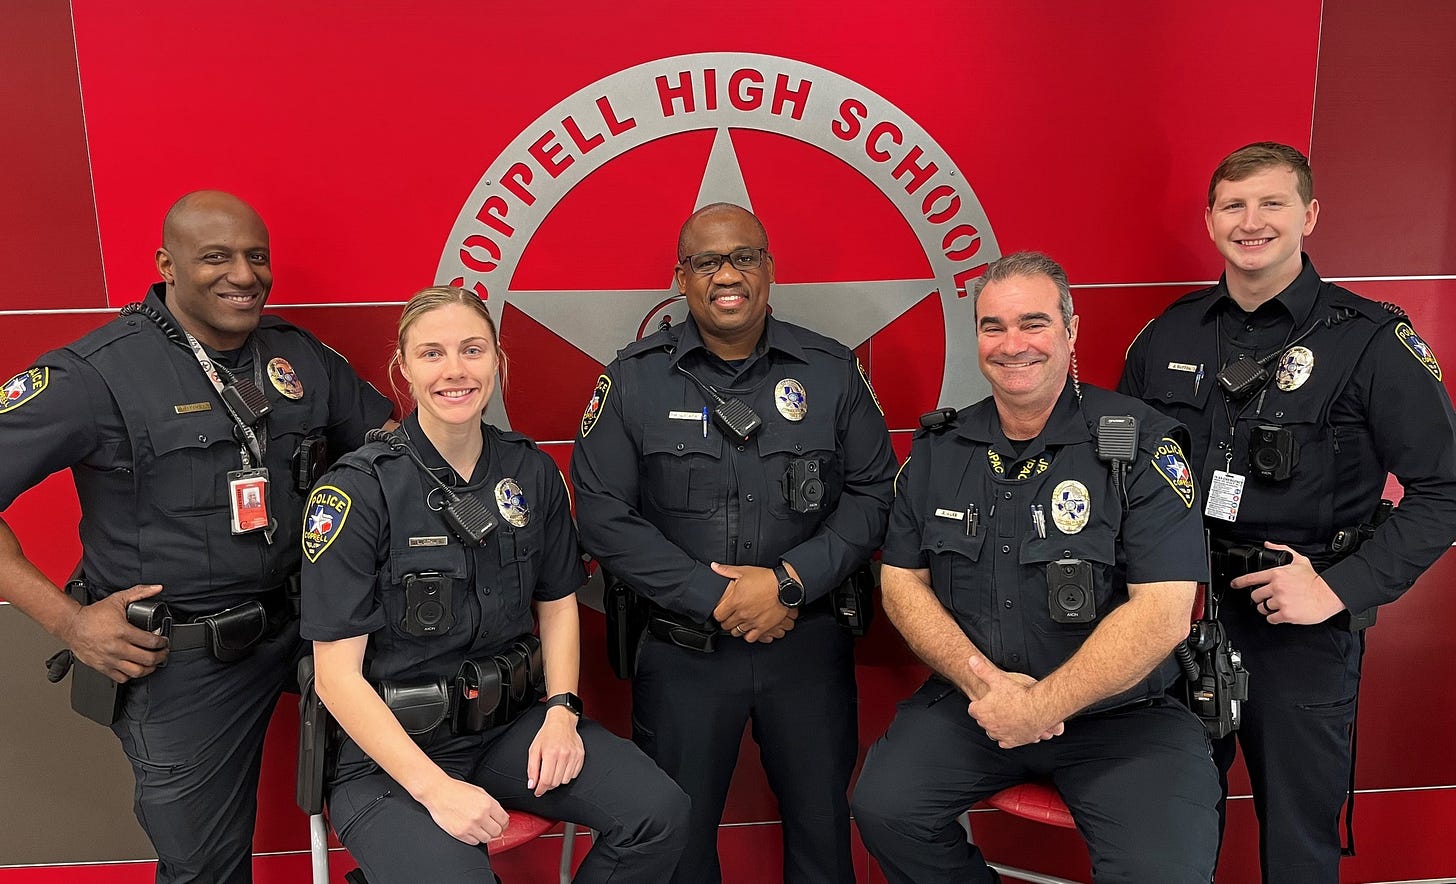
421,777,510,845
61,584,169,683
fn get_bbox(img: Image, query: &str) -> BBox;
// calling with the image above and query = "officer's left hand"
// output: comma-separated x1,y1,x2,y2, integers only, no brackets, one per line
1230,542,1347,625
711,562,793,642
966,655,1064,749
526,706,585,797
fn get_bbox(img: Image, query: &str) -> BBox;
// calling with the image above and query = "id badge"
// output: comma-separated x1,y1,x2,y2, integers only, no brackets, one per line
228,468,271,534
1204,469,1246,523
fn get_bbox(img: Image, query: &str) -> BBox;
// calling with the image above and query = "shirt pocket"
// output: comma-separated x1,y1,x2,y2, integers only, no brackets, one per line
1238,390,1334,538
144,410,238,514
758,419,841,519
921,517,989,622
642,420,723,518
496,524,539,607
1020,525,1118,639
382,546,469,640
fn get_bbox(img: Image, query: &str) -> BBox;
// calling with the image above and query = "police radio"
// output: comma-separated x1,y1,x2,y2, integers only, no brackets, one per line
675,366,763,441
1178,533,1250,739
366,429,498,545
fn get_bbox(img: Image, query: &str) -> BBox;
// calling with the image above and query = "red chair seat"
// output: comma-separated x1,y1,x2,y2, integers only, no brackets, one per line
487,810,559,852
985,781,1077,829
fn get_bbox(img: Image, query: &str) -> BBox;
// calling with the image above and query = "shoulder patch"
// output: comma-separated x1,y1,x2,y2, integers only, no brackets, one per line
1395,322,1442,381
302,485,352,563
580,374,611,437
1151,437,1196,509
856,358,884,415
0,368,49,415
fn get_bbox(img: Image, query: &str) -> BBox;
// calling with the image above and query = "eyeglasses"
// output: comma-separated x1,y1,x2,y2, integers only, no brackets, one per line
679,247,768,276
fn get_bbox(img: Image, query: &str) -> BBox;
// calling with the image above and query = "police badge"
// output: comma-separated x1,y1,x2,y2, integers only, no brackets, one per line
1051,480,1091,534
494,478,530,527
775,378,808,421
1275,346,1314,392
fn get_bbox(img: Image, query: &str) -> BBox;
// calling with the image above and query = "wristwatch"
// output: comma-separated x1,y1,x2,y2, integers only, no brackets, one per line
544,692,583,717
774,562,805,608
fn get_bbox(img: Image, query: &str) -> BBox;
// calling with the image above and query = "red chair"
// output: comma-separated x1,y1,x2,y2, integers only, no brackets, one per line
298,657,580,884
973,781,1082,884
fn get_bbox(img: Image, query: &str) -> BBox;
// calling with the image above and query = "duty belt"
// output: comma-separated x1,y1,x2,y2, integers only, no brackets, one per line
167,583,295,661
646,596,833,654
376,634,544,738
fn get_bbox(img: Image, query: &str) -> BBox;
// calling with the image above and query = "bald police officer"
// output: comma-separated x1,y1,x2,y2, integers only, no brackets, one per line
0,191,392,883
571,203,897,883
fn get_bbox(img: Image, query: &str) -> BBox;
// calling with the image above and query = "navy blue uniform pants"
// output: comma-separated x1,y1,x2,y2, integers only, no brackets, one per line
631,610,857,884
327,705,689,884
111,622,299,884
1213,597,1362,882
853,681,1220,884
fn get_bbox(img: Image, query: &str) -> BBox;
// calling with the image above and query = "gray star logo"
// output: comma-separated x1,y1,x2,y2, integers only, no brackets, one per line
490,128,939,430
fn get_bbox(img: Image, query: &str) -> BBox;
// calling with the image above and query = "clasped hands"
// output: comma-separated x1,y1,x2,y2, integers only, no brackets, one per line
710,561,797,643
965,655,1066,750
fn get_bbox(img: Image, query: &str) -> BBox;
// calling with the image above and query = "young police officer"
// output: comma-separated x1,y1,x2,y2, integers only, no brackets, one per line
0,192,392,883
1120,143,1456,880
571,203,897,883
853,252,1220,883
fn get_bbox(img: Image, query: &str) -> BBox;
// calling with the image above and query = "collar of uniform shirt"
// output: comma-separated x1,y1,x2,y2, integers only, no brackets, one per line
955,382,1091,458
666,313,808,370
1202,252,1323,329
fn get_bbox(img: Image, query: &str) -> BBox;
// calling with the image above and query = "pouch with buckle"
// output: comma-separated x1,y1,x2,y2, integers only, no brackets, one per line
379,677,451,736
452,658,505,734
497,635,544,724
199,601,267,662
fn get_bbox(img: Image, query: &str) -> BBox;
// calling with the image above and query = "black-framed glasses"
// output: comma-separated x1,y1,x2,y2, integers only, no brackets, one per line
679,247,768,276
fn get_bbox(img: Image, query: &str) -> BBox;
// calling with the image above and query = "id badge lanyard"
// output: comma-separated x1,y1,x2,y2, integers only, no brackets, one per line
180,330,276,544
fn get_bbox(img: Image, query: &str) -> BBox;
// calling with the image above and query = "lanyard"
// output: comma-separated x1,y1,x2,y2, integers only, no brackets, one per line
180,330,269,468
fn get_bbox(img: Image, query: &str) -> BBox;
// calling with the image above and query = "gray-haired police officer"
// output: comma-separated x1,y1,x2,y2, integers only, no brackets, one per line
0,191,392,883
1120,142,1456,881
570,203,898,883
853,251,1220,884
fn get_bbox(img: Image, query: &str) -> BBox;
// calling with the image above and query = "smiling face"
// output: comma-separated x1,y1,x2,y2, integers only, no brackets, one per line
155,192,272,350
1205,165,1319,297
674,205,774,358
398,301,499,431
975,272,1078,411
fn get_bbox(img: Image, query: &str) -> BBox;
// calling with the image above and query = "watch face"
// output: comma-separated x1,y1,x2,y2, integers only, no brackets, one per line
778,578,805,607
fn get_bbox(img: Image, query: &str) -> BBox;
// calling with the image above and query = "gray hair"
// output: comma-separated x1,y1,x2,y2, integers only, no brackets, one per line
968,251,1074,327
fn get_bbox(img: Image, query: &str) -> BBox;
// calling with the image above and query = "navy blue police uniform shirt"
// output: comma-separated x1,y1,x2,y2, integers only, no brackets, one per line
882,383,1208,711
0,284,392,612
1120,256,1456,614
300,413,585,685
570,315,898,621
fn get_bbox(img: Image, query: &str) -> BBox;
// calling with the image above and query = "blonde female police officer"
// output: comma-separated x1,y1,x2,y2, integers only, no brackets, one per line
301,287,687,883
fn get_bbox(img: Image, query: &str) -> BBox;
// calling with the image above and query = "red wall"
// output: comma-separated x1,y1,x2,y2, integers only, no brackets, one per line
2,1,1452,881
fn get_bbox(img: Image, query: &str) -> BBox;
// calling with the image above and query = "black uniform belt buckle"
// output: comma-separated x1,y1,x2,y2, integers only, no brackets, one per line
647,615,718,653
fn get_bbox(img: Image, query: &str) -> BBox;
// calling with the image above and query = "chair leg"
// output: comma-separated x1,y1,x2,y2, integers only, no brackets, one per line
310,813,331,884
964,810,1082,884
559,822,577,884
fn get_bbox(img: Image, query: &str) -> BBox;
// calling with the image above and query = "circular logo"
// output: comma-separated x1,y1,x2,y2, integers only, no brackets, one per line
437,53,1000,433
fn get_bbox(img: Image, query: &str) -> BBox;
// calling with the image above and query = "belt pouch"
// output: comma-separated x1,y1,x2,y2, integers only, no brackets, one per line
200,601,267,662
453,659,504,734
379,678,451,735
497,635,544,725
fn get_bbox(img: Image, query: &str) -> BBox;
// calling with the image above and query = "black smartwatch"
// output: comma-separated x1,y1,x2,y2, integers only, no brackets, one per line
544,692,583,718
774,562,805,608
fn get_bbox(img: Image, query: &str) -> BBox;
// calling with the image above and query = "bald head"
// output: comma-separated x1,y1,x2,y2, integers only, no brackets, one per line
677,202,767,260
154,191,273,350
162,191,266,251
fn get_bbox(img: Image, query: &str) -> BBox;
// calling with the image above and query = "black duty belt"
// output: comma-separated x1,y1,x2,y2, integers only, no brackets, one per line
646,596,833,653
376,634,543,738
167,584,294,661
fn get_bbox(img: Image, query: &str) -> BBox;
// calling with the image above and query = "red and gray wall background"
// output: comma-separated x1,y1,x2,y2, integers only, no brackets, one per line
1,2,1451,881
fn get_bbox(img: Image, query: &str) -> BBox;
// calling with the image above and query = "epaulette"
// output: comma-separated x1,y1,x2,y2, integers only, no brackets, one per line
618,330,676,360
65,309,147,357
330,441,406,476
1325,285,1405,324
497,428,540,450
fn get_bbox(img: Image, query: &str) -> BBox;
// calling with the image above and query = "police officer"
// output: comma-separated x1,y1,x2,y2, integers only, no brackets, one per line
0,191,393,883
853,252,1221,883
302,287,688,883
1120,142,1456,881
570,203,897,883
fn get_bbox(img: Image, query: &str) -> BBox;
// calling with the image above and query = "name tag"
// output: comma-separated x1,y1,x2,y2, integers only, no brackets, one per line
1168,362,1198,373
934,508,965,520
668,410,701,420
408,536,449,547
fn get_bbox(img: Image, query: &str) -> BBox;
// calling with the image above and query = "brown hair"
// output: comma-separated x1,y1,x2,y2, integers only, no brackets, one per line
387,286,506,403
1208,142,1314,207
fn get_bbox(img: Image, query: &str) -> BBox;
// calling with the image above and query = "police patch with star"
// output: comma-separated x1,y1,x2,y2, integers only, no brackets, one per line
1152,437,1196,508
580,374,611,437
1395,321,1442,381
0,368,48,415
302,485,352,562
